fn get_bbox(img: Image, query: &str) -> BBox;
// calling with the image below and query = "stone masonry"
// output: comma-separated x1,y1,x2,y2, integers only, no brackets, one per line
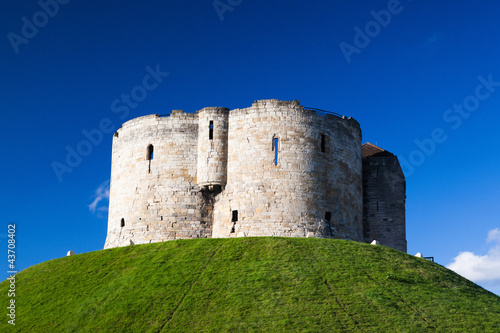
362,143,407,252
104,99,406,252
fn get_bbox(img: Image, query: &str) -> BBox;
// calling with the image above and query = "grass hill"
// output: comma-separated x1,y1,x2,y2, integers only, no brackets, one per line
1,237,500,332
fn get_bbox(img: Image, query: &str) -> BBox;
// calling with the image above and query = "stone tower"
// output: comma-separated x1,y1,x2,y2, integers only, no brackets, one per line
104,100,406,252
197,107,229,189
104,112,212,248
361,143,407,252
211,100,363,240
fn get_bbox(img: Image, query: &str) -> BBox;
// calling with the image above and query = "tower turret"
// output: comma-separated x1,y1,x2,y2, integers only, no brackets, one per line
196,107,230,190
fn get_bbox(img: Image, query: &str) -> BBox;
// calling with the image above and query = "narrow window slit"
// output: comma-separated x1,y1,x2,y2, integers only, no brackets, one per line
147,144,154,160
231,210,238,233
120,218,125,228
273,137,279,165
321,134,326,153
147,144,154,173
209,120,214,140
325,212,332,237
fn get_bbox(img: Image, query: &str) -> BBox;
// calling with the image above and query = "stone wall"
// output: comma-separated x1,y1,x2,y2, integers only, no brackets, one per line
212,100,363,241
362,143,407,252
104,112,211,249
104,100,406,252
197,107,229,187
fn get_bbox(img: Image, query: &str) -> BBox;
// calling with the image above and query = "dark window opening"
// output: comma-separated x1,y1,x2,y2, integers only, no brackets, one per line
147,144,154,160
376,201,379,211
209,120,214,140
320,134,326,153
273,137,279,165
325,212,333,237
231,210,238,233
147,144,154,173
120,218,125,228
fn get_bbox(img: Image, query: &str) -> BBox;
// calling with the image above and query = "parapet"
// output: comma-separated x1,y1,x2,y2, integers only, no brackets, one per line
251,99,302,108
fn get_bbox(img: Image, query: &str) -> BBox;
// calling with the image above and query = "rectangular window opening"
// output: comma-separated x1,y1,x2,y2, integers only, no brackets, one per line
147,144,154,173
321,134,326,153
147,144,154,160
273,137,279,165
231,210,238,233
325,212,333,237
325,212,332,221
209,120,214,140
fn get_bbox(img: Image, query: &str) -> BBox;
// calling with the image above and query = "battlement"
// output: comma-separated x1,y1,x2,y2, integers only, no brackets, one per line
251,99,301,107
104,99,406,252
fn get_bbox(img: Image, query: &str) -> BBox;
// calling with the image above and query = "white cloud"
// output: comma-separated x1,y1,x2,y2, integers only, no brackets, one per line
487,228,500,243
89,180,110,214
447,228,500,293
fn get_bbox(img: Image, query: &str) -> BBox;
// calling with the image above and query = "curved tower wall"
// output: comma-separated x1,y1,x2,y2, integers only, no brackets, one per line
196,107,229,187
212,100,363,240
104,112,210,249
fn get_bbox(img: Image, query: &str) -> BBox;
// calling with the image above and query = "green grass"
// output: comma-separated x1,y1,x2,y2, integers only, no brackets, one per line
1,237,499,332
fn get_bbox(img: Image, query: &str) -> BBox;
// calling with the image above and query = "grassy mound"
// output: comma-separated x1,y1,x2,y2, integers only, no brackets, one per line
1,237,499,332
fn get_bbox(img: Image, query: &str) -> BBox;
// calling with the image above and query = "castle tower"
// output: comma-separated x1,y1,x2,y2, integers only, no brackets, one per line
104,112,211,249
362,143,407,252
212,100,363,241
103,100,406,252
196,107,230,190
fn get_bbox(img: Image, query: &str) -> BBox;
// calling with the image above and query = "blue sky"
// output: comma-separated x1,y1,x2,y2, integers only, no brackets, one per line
2,0,500,295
